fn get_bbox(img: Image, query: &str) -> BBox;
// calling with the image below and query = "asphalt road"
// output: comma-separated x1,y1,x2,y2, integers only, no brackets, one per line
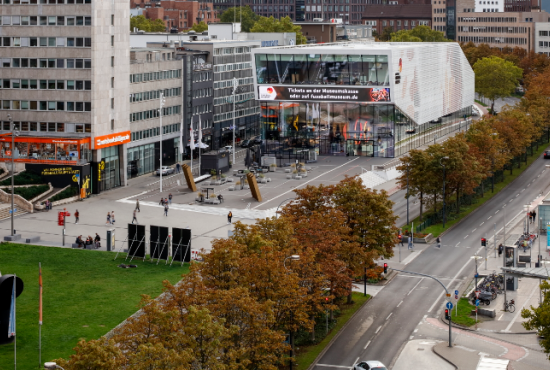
314,146,550,369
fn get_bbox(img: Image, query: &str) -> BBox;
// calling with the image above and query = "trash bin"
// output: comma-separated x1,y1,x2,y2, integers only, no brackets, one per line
106,229,115,252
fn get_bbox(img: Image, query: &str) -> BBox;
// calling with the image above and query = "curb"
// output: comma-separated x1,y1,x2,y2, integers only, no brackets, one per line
438,314,536,335
306,296,372,370
431,344,458,370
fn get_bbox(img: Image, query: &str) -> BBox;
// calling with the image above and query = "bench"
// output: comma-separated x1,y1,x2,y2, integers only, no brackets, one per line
195,174,211,183
4,234,21,241
71,243,81,248
25,236,41,243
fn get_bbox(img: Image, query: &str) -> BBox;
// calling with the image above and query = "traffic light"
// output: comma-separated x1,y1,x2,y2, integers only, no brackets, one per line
445,309,450,320
325,297,329,303
383,263,388,274
481,238,487,246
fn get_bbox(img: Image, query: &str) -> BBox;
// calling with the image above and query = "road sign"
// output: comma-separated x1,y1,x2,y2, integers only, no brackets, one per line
454,295,458,300
8,209,16,214
454,290,459,295
446,302,453,309
475,299,480,307
475,291,480,298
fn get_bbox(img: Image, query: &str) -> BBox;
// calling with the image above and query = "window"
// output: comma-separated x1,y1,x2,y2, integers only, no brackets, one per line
111,119,114,130
111,14,114,26
111,98,114,109
111,35,114,47
111,77,114,88
111,56,114,67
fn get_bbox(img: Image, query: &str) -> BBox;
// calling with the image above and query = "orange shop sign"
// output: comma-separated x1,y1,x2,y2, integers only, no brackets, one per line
94,131,131,149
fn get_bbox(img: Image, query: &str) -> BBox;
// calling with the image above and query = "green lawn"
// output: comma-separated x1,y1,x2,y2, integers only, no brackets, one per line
475,99,488,107
450,297,478,327
401,143,549,237
0,243,188,369
295,293,370,370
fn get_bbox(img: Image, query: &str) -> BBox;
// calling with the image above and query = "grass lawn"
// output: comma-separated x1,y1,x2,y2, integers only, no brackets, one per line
475,99,488,107
450,298,478,327
401,143,549,237
295,292,370,370
0,243,188,369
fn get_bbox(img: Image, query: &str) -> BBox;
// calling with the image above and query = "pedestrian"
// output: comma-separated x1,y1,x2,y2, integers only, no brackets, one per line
408,237,413,250
94,233,101,248
136,199,140,212
105,212,111,225
164,198,168,206
533,210,537,224
168,193,172,204
111,211,115,225
436,236,441,248
132,209,138,224
164,203,169,217
529,211,533,224
159,197,164,206
498,244,503,257
523,239,528,252
398,234,404,246
227,211,233,224
74,209,79,224
176,163,181,173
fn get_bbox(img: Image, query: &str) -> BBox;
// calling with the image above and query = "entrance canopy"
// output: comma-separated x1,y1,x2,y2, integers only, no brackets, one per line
501,265,550,279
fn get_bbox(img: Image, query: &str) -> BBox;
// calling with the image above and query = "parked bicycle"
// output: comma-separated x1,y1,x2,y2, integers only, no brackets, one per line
504,299,515,313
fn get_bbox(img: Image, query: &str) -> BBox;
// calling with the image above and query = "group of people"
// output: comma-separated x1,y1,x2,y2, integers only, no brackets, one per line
43,199,52,211
528,210,537,224
105,211,116,225
159,194,173,206
75,233,101,249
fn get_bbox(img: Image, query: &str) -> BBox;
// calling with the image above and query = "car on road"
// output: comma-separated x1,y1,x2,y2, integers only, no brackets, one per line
223,145,233,154
544,151,550,159
354,361,387,370
240,139,254,148
154,166,174,176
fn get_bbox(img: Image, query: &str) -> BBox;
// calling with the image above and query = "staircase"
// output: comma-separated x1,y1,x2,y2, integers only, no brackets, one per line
0,203,27,221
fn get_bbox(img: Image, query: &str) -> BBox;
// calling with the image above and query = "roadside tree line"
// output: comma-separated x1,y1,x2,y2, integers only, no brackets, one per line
56,177,398,369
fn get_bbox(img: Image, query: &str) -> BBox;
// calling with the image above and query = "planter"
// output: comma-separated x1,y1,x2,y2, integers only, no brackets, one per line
411,233,433,243
269,167,276,172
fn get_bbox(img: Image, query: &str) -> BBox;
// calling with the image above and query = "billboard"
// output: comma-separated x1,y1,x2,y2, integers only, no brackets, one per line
258,85,390,103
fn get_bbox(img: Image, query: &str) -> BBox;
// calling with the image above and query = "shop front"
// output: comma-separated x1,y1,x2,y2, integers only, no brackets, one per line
92,131,130,194
0,136,91,164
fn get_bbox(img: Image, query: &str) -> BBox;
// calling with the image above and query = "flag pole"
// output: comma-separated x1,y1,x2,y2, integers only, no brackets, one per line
39,263,43,369
13,274,16,370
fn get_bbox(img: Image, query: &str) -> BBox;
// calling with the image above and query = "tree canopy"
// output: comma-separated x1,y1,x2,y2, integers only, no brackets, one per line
219,6,259,32
190,20,208,33
130,15,166,32
522,280,550,359
474,56,523,113
390,25,450,42
250,16,308,44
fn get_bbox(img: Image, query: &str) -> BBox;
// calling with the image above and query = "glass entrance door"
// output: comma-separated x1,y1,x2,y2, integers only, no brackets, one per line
347,140,374,157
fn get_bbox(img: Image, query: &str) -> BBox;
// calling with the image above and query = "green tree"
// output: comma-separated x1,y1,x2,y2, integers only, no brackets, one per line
250,16,308,44
375,26,394,41
150,18,167,32
190,20,208,33
219,6,259,32
130,15,166,32
522,280,550,360
473,56,523,114
391,25,449,42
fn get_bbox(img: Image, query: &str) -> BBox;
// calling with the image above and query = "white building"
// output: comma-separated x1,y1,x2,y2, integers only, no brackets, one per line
252,42,474,159
475,0,505,12
535,22,550,55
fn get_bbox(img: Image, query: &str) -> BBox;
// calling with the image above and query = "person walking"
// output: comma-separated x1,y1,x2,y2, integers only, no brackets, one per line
132,209,138,224
498,243,503,257
105,212,111,225
227,211,233,224
436,236,441,248
168,193,173,205
532,210,537,224
529,211,533,224
74,209,79,224
523,239,528,252
164,203,169,217
176,163,181,173
159,197,164,206
135,199,140,212
111,211,116,225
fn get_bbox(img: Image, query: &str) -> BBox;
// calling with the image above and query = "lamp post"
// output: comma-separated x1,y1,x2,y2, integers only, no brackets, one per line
7,114,19,236
159,93,166,192
283,254,300,370
439,156,449,229
232,77,239,168
276,197,296,219
523,204,530,235
405,166,410,226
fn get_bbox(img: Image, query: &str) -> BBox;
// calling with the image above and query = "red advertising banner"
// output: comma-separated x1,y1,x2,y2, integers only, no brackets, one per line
58,212,65,226
258,85,391,102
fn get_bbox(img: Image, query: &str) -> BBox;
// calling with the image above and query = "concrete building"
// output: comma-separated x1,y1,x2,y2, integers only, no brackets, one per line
0,0,131,194
127,48,183,178
252,42,474,159
208,23,297,46
294,22,339,43
456,10,550,51
535,21,550,54
361,4,433,35
475,0,505,12
130,0,219,31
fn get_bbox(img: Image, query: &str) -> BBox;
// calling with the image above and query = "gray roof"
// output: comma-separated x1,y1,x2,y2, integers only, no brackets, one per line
501,264,550,279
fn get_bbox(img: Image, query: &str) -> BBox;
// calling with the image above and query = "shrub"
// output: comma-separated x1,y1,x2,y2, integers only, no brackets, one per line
366,266,384,282
2,185,50,201
49,187,78,202
0,171,43,186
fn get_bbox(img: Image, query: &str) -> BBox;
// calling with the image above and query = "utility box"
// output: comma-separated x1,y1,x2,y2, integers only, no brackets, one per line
106,229,115,252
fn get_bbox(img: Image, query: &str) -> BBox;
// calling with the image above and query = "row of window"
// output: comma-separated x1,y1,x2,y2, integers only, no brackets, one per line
1,100,92,111
461,26,527,33
192,103,212,115
0,121,91,133
131,123,180,142
434,17,447,23
381,20,429,27
213,62,253,73
193,87,213,99
305,5,348,11
538,41,550,48
213,47,253,56
539,30,550,37
458,17,518,22
0,15,91,26
457,36,527,44
0,37,92,48
0,57,92,69
129,105,181,123
1,79,91,90
214,92,255,106
130,69,181,83
192,71,212,82
214,77,254,90
1,0,91,4
130,88,181,103
214,106,261,123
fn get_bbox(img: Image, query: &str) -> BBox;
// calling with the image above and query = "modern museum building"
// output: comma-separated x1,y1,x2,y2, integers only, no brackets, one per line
252,42,475,159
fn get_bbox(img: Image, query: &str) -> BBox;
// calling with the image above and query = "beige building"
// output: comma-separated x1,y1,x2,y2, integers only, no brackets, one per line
0,0,130,193
456,10,550,51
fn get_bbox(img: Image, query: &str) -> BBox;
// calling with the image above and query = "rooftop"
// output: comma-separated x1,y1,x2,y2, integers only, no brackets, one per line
252,41,454,52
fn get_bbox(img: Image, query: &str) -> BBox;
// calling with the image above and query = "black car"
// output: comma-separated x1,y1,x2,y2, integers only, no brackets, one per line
240,140,253,148
544,151,550,159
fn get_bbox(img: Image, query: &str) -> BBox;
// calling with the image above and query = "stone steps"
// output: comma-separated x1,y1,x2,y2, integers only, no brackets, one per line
0,203,27,220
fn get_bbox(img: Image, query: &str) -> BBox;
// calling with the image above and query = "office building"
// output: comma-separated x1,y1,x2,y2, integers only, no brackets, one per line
252,42,474,159
361,5,433,35
130,0,219,31
535,21,550,54
0,0,131,194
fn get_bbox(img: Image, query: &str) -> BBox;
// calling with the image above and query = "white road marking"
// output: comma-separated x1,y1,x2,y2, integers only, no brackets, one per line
480,222,484,226
414,329,418,333
528,184,530,187
456,242,460,247
397,300,403,308
375,326,382,334
364,340,371,349
516,194,519,197
509,199,513,203
498,314,504,321
386,313,393,320
495,210,500,213
408,277,424,295
488,216,492,220
521,189,525,193
464,235,469,239
410,336,414,340
316,365,351,369
472,228,477,233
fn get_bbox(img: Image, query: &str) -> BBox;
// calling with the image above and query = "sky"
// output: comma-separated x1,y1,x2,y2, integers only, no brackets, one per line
543,0,550,13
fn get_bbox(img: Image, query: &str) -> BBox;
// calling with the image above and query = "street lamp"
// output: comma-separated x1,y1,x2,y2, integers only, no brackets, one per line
523,204,530,236
7,114,19,236
405,166,410,226
276,197,296,219
159,93,166,192
439,156,449,229
283,254,300,370
44,362,65,370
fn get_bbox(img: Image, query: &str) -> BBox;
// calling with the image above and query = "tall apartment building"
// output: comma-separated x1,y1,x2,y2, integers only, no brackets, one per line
130,0,219,31
127,48,183,178
0,0,131,194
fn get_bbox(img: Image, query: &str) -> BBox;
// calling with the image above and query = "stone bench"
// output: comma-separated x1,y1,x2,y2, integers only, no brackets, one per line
4,234,21,241
71,243,81,249
285,169,291,173
25,236,41,243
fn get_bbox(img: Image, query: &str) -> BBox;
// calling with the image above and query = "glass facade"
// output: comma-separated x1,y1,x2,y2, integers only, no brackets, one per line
100,145,120,191
261,102,408,158
255,54,389,86
127,143,155,179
